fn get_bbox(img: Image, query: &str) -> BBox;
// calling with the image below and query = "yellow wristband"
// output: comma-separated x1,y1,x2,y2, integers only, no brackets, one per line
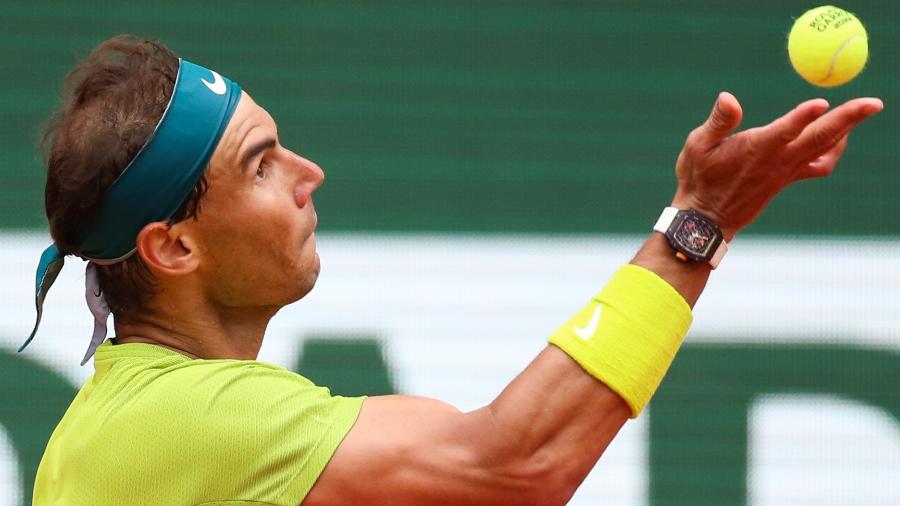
548,264,692,417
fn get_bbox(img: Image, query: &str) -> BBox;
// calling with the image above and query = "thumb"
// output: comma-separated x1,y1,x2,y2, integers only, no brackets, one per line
698,92,743,148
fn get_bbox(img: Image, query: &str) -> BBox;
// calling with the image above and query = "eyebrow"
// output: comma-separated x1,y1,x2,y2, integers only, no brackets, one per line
239,138,277,172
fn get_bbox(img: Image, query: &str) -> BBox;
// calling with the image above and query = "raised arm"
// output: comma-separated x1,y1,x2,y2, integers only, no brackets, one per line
303,93,882,506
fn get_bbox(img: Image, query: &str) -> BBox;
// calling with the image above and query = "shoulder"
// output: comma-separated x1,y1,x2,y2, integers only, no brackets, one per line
128,359,354,422
85,355,363,449
100,359,363,502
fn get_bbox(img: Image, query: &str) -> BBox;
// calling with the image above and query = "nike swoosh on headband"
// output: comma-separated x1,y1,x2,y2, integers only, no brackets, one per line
202,70,227,95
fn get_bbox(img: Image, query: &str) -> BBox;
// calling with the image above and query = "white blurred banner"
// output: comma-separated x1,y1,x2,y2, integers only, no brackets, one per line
2,233,899,505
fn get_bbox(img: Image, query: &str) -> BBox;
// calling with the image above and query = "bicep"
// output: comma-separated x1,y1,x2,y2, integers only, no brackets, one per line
302,395,538,506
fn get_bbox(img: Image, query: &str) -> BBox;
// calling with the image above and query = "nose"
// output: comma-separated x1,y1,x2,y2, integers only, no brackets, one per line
290,151,325,208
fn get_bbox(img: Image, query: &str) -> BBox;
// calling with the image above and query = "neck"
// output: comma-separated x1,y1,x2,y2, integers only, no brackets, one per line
113,296,279,360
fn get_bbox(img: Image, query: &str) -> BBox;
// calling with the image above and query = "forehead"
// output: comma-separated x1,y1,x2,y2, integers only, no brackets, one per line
208,92,277,171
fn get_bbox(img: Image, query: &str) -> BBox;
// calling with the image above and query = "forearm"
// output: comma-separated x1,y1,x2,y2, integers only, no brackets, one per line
470,346,630,504
309,234,708,506
469,232,710,502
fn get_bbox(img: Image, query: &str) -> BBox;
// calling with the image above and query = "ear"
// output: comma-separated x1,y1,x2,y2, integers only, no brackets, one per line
135,221,200,277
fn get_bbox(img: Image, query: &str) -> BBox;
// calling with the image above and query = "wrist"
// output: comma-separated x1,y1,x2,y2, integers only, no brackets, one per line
632,233,711,307
653,206,729,270
669,195,738,242
548,264,693,417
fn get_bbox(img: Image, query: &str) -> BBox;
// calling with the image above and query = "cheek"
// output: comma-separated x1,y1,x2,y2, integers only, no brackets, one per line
231,205,306,273
196,179,314,287
218,184,295,236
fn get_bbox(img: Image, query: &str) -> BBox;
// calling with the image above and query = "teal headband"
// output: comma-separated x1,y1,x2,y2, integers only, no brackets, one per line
21,58,242,363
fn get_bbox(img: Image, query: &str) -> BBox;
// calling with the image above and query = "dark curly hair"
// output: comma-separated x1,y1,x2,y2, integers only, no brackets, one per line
41,35,208,317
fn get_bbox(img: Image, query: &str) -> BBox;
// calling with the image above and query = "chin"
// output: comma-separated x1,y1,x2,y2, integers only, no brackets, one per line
289,253,321,303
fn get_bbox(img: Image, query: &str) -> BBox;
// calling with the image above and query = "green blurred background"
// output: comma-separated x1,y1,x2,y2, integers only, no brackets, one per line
3,0,898,236
2,2,899,505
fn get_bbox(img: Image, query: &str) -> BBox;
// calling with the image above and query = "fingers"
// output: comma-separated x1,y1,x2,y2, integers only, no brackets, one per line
694,92,743,149
794,134,849,181
785,97,883,163
758,98,830,146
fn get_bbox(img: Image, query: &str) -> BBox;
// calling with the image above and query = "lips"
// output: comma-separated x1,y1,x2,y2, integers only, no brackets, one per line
308,200,318,229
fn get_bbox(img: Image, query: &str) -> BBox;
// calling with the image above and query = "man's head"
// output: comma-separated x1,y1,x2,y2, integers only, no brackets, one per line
41,35,324,326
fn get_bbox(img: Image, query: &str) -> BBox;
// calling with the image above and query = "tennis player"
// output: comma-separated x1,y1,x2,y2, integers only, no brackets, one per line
26,35,882,505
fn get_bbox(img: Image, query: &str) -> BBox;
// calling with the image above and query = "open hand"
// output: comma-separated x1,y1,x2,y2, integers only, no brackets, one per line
671,92,883,241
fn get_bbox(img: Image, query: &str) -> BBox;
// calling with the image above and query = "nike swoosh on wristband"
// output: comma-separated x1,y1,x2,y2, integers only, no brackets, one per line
202,71,227,95
573,304,603,340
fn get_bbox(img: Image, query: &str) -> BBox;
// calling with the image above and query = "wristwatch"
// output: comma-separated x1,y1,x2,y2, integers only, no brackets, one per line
653,207,728,269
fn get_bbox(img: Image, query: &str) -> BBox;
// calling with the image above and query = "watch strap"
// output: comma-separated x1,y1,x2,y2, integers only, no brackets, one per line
652,206,680,234
707,237,728,268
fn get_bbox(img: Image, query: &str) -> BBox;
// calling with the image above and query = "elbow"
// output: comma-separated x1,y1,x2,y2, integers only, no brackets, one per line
515,452,578,506
469,447,577,506
460,408,586,505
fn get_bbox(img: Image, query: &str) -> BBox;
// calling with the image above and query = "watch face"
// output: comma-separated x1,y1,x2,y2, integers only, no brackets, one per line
671,213,720,259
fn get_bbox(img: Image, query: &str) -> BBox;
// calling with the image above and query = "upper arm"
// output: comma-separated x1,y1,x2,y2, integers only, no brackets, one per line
302,395,553,506
302,346,632,506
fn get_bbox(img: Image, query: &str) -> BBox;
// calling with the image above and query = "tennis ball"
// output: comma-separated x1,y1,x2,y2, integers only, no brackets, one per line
787,6,868,87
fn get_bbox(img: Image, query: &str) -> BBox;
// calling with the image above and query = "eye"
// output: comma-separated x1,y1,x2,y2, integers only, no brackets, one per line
255,162,267,181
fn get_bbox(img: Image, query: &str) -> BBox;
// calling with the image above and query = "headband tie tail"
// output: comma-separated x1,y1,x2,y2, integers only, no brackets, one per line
20,245,65,352
82,263,110,365
20,59,240,363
